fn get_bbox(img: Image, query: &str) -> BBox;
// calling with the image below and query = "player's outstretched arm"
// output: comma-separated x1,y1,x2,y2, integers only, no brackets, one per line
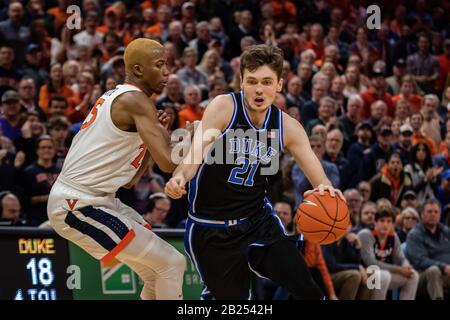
165,94,233,199
283,113,344,200
120,91,176,173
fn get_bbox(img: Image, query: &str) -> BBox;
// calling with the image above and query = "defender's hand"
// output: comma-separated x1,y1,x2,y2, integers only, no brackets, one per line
157,110,170,130
165,176,187,199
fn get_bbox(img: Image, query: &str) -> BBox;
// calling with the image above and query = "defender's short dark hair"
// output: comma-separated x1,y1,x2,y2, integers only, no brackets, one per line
240,44,284,80
375,209,396,222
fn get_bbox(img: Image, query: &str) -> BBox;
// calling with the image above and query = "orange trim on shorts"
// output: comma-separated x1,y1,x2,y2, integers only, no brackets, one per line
101,229,136,265
144,223,152,230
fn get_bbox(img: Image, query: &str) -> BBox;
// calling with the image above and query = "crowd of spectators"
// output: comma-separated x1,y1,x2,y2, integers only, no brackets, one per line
0,0,449,300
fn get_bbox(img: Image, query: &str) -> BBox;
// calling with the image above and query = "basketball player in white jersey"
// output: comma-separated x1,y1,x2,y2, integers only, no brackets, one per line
47,38,186,300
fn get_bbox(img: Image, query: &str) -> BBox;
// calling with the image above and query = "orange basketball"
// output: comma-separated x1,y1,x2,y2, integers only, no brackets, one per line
296,191,350,245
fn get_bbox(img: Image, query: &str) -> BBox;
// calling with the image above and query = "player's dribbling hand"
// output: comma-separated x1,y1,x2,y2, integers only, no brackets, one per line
165,176,187,199
304,184,346,202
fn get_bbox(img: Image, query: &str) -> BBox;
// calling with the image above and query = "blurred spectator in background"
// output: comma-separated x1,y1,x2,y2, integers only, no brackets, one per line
292,135,339,206
393,124,413,166
358,181,372,202
352,201,376,234
406,199,450,300
156,74,184,111
420,94,442,148
48,116,69,170
370,153,413,207
0,133,19,193
400,190,419,211
0,2,30,67
396,206,420,243
21,45,48,93
1,90,23,141
301,82,327,125
14,110,44,168
178,84,203,128
339,94,363,151
359,209,419,300
359,124,393,182
143,192,171,228
38,63,74,116
342,64,367,98
176,47,208,92
410,112,437,155
20,135,59,226
305,96,337,135
344,189,363,227
285,76,304,110
404,142,440,205
324,129,351,190
361,69,394,119
73,11,103,48
392,75,422,113
386,59,407,96
274,201,294,235
0,191,26,226
407,33,439,94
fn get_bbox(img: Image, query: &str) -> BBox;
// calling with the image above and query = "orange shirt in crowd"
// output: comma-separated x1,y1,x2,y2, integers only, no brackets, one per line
302,241,336,298
361,87,395,119
178,105,204,128
67,94,90,124
412,132,438,155
39,84,75,116
392,94,423,113
47,7,68,32
146,23,163,37
305,40,325,61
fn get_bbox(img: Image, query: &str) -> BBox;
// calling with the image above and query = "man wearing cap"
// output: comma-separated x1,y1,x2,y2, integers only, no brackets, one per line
21,44,47,91
437,39,450,93
0,90,23,141
360,68,394,119
406,33,439,94
181,1,196,24
386,59,407,96
347,120,373,187
400,190,419,211
359,124,393,182
393,123,414,165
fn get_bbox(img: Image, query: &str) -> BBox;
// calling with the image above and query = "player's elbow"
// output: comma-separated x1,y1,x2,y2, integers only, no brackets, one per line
158,161,177,173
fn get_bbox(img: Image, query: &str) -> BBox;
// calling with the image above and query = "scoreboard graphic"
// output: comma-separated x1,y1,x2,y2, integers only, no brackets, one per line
0,228,202,300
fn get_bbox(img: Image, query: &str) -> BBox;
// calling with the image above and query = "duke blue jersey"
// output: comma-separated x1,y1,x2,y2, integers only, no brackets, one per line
188,91,284,220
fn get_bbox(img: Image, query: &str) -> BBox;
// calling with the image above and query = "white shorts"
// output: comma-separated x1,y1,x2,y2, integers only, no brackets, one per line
47,178,151,264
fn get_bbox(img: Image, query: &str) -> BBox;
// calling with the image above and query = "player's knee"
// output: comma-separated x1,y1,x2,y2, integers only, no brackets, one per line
161,249,186,277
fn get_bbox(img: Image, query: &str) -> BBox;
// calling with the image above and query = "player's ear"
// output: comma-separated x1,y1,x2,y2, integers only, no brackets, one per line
276,78,284,92
133,64,144,77
239,75,243,91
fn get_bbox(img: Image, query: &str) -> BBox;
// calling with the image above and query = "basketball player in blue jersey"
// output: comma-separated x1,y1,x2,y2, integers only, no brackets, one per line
165,44,345,300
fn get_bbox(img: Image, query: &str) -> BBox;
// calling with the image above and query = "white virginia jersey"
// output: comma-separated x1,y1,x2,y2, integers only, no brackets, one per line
59,84,147,195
